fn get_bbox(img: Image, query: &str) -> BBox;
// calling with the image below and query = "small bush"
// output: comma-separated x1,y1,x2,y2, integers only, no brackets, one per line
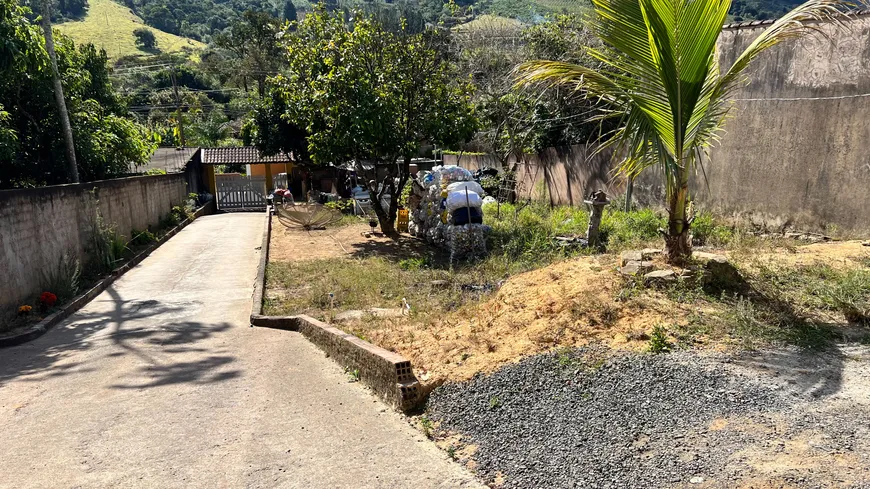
648,324,672,353
130,229,158,247
399,257,429,271
691,211,734,247
43,252,81,302
143,168,167,176
91,217,127,273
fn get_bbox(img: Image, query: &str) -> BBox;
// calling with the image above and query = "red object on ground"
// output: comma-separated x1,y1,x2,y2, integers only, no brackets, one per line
39,292,58,308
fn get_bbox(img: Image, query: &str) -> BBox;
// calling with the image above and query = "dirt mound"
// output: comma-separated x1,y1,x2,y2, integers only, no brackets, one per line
352,255,685,384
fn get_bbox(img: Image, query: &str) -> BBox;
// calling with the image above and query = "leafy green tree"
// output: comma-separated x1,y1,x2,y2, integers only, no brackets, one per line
214,10,283,97
133,27,158,50
0,0,156,188
268,8,477,235
517,0,846,264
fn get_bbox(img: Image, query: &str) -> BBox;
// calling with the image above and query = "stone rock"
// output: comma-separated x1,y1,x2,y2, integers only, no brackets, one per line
690,476,705,484
335,308,405,322
862,241,870,247
620,251,643,267
644,270,676,284
641,248,662,260
620,260,654,276
693,252,740,290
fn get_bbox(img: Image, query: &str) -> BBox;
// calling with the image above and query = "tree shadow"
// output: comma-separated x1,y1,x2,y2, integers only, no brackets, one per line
0,286,240,390
346,234,447,263
727,347,845,399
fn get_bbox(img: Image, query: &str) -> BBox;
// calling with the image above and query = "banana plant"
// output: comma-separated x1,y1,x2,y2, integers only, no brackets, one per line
516,0,847,264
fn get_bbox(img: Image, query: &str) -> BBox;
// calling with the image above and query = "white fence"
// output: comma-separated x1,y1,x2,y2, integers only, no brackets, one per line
216,174,267,210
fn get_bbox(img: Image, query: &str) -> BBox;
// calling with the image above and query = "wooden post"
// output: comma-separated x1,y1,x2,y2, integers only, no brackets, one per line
265,164,274,192
205,165,216,194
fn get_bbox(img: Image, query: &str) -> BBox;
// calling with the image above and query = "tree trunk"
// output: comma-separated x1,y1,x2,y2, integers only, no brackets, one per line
664,166,692,265
41,1,79,184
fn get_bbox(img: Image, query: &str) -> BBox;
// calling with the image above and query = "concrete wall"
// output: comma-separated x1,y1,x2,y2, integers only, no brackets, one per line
636,15,870,234
0,174,187,309
444,145,620,206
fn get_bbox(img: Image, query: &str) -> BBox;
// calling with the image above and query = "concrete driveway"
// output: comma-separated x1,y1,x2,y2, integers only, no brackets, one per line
0,213,481,489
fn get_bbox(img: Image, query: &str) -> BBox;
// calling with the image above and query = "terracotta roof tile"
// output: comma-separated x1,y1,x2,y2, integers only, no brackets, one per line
201,147,293,165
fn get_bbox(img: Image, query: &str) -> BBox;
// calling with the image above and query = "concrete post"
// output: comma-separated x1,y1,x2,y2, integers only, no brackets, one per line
585,190,609,247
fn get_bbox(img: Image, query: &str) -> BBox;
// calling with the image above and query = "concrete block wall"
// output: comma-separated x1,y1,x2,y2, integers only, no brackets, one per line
0,174,187,310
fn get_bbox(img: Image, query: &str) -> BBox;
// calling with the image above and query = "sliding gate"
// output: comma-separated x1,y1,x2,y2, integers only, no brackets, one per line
215,174,267,211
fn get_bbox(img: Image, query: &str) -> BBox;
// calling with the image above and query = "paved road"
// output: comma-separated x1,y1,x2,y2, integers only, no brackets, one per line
0,213,481,489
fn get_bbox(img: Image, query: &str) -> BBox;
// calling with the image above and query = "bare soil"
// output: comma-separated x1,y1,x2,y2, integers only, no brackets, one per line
268,227,870,386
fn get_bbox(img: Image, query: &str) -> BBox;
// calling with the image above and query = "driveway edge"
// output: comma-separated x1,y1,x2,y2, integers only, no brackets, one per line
249,209,422,412
0,200,216,348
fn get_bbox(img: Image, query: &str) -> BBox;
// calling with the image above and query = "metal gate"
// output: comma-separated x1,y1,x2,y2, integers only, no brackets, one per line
216,174,267,211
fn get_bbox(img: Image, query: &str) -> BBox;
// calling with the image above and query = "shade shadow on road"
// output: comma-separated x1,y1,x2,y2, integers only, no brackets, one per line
0,286,241,390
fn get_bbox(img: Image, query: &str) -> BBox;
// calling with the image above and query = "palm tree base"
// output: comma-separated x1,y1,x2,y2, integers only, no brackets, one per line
663,230,692,266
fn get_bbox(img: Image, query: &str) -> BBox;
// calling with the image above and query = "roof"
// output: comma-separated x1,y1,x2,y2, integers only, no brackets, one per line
144,147,199,173
201,147,293,165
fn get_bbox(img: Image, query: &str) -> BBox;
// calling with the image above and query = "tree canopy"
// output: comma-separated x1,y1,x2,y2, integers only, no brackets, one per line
0,0,156,188
260,7,477,233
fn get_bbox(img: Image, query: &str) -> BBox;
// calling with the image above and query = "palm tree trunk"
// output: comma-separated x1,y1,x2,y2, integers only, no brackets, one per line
664,165,691,265
41,0,79,183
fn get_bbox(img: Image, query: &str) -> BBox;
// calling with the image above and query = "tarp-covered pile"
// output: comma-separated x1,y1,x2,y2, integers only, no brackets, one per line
409,165,489,260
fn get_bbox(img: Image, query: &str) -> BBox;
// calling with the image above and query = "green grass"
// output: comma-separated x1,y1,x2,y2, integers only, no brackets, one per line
56,0,205,59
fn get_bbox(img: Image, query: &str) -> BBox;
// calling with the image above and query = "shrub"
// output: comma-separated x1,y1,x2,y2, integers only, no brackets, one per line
600,208,665,248
91,217,127,273
130,229,158,247
691,211,734,247
42,252,81,302
144,168,167,175
648,324,672,353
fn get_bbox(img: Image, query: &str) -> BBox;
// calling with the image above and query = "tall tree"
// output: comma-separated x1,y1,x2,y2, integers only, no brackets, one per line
40,0,79,183
214,10,283,97
267,8,477,235
517,0,846,264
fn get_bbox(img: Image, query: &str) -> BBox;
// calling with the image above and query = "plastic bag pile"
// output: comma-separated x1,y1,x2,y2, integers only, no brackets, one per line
409,165,489,260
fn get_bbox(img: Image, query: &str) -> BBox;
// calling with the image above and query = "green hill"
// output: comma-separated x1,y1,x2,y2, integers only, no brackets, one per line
56,0,205,59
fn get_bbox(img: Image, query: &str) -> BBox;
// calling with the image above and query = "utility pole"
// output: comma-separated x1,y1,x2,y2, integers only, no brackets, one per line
41,0,79,183
170,67,185,148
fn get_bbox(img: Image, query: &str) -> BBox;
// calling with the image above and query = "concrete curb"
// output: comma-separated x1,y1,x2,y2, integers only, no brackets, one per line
0,201,216,348
249,209,422,412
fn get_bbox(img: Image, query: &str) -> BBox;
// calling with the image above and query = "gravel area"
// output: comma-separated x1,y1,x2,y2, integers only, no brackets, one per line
428,347,870,488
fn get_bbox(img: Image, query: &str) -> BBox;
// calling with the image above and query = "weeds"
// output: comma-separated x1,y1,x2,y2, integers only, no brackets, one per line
346,367,361,383
446,445,458,461
420,415,434,438
489,396,502,409
648,324,672,353
130,229,158,247
90,216,127,273
42,252,81,302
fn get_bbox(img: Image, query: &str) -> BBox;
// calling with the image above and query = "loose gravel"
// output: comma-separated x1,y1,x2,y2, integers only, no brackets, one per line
428,348,790,489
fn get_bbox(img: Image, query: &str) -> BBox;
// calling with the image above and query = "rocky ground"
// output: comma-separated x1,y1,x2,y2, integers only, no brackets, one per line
427,345,870,489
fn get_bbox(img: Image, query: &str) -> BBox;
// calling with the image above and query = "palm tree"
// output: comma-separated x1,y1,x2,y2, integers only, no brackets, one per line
516,0,847,264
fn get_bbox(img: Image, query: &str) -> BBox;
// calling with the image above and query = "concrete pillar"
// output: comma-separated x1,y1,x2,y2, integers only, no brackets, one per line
265,164,274,192
205,165,216,194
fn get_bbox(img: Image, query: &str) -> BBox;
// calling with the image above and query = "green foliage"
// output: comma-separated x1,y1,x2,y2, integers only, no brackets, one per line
126,0,279,41
324,199,354,213
0,2,156,188
648,324,672,353
599,208,663,249
132,27,157,50
90,216,127,273
691,211,734,247
818,269,870,324
144,168,167,175
399,257,429,271
516,0,845,262
42,252,82,302
489,396,502,409
130,229,158,246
